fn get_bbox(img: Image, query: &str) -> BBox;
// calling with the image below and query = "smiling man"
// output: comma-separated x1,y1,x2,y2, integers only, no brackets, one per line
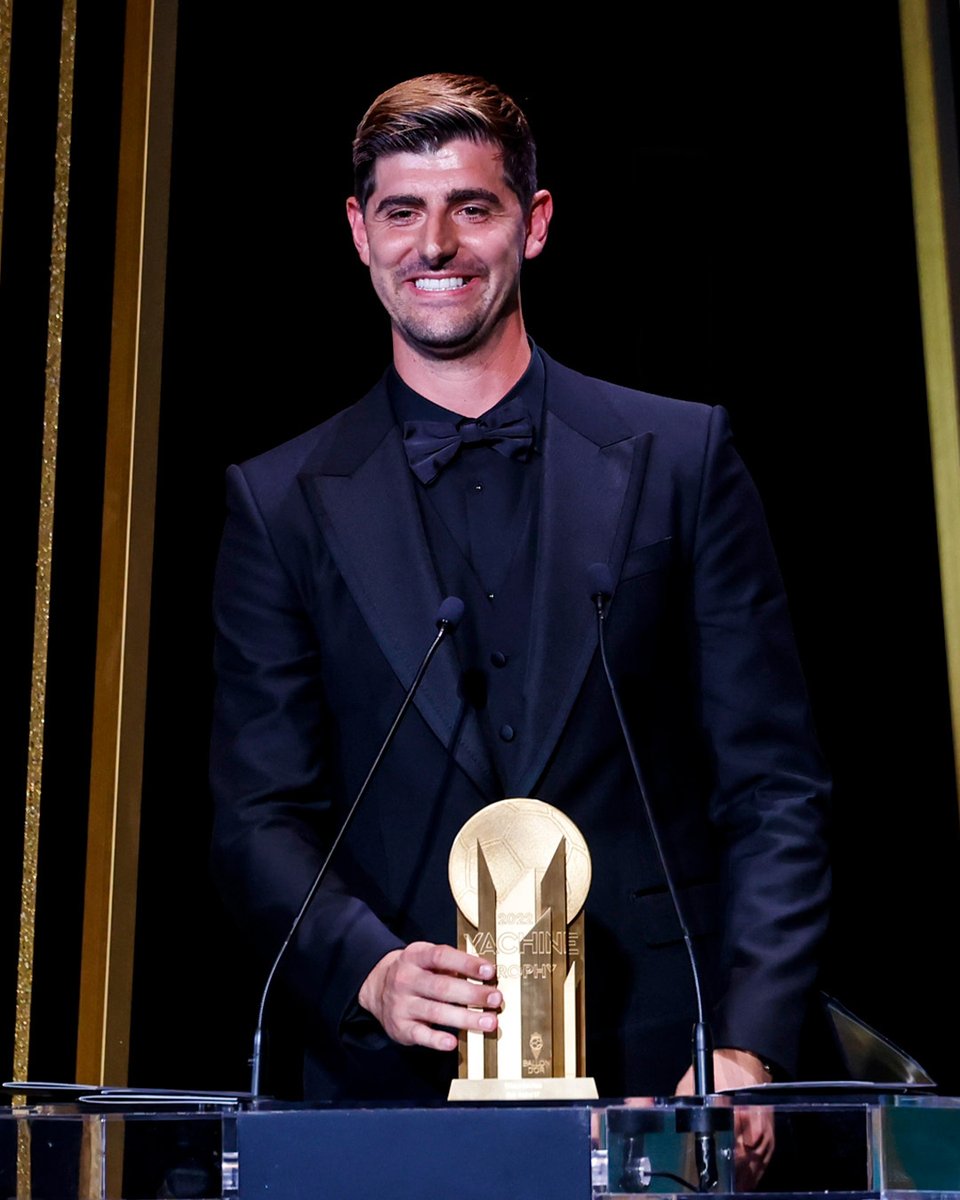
211,74,829,1184
346,140,550,368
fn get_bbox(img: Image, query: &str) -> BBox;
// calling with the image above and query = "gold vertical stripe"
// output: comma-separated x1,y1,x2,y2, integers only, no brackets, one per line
76,0,177,1093
0,0,11,264
900,0,960,813
16,1121,30,1200
13,0,77,1088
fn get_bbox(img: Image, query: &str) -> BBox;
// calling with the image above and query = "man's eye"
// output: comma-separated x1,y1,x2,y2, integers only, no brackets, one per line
459,206,489,219
386,208,417,223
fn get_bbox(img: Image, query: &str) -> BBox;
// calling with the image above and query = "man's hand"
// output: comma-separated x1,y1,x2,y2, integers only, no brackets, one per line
358,942,501,1052
674,1048,774,1191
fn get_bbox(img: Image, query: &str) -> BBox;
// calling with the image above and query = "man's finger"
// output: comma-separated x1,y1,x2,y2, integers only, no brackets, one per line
407,995,501,1034
404,940,496,981
361,942,502,1048
399,962,502,1012
734,1106,774,1190
673,1050,774,1192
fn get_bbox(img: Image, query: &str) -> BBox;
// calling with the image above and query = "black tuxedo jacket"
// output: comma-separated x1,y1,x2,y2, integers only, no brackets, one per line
210,352,830,1100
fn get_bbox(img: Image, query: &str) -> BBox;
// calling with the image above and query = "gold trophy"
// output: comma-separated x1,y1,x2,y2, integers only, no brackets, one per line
447,798,598,1100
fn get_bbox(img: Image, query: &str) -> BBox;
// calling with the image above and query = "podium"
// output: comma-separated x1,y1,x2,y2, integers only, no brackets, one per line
1,1093,958,1198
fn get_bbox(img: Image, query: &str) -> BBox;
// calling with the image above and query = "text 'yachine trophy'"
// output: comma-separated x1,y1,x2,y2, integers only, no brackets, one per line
448,797,597,1100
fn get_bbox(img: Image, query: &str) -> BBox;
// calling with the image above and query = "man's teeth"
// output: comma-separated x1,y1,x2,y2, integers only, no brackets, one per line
414,277,465,291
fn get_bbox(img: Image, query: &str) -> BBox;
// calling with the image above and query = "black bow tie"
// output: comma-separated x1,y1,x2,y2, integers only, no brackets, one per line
402,398,535,485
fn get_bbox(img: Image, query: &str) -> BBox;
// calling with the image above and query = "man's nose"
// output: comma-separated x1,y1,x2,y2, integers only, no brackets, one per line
419,212,457,267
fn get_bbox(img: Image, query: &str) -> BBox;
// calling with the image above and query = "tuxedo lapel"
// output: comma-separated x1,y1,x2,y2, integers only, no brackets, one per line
515,357,653,796
297,381,497,798
293,361,652,804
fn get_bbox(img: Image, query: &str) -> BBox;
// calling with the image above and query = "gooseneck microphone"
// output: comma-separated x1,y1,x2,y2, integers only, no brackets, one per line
249,596,465,1099
588,564,717,1190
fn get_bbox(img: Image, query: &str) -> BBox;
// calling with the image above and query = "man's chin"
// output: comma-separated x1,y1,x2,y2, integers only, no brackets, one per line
395,321,487,360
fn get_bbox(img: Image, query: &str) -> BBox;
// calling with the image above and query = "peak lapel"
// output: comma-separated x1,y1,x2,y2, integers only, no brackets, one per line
297,385,497,799
514,363,653,796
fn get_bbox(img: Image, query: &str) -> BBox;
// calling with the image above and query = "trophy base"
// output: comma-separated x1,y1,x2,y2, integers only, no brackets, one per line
448,1076,599,1102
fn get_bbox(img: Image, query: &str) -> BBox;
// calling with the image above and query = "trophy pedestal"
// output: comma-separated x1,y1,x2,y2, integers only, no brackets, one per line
448,1076,598,1102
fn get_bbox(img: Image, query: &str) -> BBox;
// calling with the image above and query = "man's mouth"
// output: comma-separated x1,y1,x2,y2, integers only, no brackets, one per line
413,277,467,291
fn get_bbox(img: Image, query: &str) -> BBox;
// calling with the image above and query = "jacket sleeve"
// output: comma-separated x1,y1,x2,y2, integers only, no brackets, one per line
688,405,831,1076
209,463,403,1040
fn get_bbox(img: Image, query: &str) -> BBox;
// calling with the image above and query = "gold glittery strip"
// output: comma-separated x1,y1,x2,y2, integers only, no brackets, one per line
0,0,12,268
14,0,78,1097
15,1122,29,1200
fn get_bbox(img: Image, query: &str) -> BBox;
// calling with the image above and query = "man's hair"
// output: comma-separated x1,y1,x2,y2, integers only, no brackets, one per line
352,74,538,212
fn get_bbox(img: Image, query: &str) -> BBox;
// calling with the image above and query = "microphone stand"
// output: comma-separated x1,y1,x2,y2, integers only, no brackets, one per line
248,597,464,1099
588,565,717,1190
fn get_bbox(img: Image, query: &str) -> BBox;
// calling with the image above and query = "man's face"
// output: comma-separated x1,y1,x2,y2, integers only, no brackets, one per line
347,138,551,359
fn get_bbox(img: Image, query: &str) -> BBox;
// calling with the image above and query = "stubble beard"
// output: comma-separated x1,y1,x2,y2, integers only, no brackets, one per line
377,267,522,361
394,311,490,358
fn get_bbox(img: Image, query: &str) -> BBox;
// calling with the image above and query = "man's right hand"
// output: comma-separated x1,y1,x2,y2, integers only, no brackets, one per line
358,942,501,1052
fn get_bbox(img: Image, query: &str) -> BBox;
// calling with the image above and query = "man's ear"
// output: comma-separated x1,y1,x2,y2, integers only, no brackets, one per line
523,189,553,261
346,197,370,266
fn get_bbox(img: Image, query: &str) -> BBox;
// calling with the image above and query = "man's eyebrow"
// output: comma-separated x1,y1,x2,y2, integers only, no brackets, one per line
445,188,502,206
374,194,425,216
373,187,504,216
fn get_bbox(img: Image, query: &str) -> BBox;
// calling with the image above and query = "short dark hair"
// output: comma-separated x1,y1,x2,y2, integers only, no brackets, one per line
353,73,538,212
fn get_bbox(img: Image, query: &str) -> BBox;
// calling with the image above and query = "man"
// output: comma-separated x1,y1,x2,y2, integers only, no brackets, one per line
211,74,829,1162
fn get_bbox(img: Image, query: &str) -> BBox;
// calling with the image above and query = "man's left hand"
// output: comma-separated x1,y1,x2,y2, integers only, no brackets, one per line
674,1048,773,1190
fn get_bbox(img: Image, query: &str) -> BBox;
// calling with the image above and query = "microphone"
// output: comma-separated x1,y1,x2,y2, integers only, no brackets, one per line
588,564,717,1190
249,596,464,1099
435,595,465,631
587,562,614,607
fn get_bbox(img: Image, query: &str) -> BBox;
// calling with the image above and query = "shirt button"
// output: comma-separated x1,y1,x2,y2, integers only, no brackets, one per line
473,482,483,492
490,651,508,668
486,592,495,602
499,724,515,742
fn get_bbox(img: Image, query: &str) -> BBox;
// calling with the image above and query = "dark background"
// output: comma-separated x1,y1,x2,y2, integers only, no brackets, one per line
3,7,959,1097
